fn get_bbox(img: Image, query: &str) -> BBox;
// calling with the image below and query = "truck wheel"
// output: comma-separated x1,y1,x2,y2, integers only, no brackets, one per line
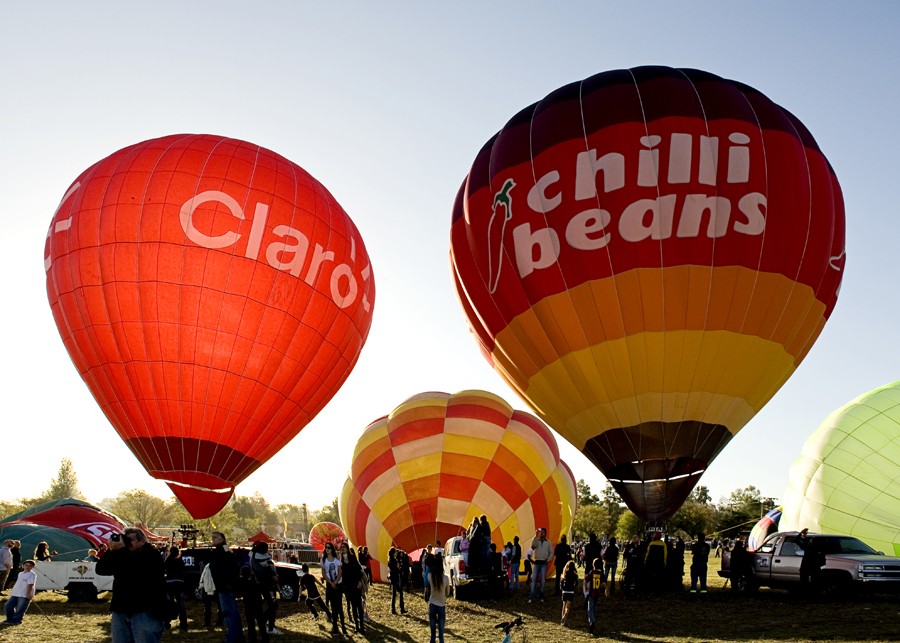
818,572,851,598
66,582,98,602
732,575,758,594
279,583,297,601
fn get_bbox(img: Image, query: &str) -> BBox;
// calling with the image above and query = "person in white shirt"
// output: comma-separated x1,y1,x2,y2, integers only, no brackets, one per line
2,559,36,625
0,541,13,592
427,554,451,643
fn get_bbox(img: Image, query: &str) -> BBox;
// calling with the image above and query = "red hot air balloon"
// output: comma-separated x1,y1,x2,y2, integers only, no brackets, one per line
44,134,375,518
450,67,845,521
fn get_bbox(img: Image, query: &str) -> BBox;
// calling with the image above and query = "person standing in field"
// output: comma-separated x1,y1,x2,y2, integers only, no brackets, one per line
559,560,579,626
1,559,36,626
584,557,606,636
427,554,451,643
689,533,711,594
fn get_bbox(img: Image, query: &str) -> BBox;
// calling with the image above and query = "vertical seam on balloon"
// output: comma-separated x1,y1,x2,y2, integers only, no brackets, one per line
523,84,597,448
578,76,640,478
205,139,265,487
776,113,840,368
480,117,545,415
48,152,155,478
575,74,635,470
178,135,233,493
140,135,197,491
90,141,165,481
672,69,720,481
624,68,652,495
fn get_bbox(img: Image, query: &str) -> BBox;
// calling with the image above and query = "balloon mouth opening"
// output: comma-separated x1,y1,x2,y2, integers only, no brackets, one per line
154,474,235,520
608,468,706,484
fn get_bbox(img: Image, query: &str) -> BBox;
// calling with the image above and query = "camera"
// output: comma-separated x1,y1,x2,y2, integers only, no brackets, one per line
110,533,130,543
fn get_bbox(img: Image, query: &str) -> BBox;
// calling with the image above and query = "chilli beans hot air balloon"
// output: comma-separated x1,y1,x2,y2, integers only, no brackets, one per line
45,134,375,518
780,382,900,556
450,66,845,521
339,390,576,582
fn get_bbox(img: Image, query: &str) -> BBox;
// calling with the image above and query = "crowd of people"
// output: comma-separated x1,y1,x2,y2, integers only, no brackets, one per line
0,526,770,640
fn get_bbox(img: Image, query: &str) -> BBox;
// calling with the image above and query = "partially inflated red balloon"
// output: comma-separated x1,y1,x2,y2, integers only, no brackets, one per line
45,134,375,518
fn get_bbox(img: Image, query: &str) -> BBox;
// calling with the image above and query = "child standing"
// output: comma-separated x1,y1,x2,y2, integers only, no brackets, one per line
584,557,606,636
3,559,36,625
559,560,579,626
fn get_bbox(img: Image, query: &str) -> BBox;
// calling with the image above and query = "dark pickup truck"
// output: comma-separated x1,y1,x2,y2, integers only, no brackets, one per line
719,531,900,595
180,547,303,601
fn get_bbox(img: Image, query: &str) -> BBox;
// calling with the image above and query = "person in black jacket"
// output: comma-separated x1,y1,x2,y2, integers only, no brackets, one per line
164,546,188,630
209,531,244,643
95,527,167,643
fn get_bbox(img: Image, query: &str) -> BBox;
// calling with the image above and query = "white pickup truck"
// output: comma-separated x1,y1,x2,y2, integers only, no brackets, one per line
33,560,113,601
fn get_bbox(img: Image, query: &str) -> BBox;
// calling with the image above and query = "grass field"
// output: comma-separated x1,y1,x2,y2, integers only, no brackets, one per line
2,561,898,642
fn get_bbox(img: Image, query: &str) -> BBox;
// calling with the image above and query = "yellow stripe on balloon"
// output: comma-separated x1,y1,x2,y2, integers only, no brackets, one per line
523,329,794,448
491,267,826,389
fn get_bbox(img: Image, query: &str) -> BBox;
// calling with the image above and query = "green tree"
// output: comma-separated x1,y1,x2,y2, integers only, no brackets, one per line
104,489,176,527
576,479,599,506
47,458,83,500
572,504,609,540
312,498,340,526
668,499,717,538
716,485,774,536
688,485,712,505
615,510,647,542
22,458,84,506
601,483,625,536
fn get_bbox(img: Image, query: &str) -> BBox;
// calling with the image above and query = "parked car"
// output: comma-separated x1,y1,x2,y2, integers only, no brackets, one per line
32,559,112,602
180,546,302,601
719,531,900,595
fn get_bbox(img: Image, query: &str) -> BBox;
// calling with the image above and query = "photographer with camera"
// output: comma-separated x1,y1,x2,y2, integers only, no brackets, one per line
95,527,167,643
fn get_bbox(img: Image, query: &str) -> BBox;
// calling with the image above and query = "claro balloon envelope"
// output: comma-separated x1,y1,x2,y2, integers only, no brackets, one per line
781,382,900,556
450,66,845,521
44,134,375,519
339,390,577,582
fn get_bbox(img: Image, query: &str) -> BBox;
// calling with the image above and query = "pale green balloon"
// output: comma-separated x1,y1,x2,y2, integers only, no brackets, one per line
781,381,900,556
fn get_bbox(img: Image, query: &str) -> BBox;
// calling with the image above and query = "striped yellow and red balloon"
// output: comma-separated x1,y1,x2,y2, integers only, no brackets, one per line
338,390,576,582
450,66,845,521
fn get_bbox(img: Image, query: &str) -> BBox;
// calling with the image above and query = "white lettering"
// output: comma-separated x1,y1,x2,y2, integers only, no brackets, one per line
265,225,310,278
619,195,676,242
575,149,625,198
727,133,751,183
179,190,243,249
677,195,732,238
638,136,661,187
513,222,560,278
330,264,359,308
566,208,612,250
527,171,562,213
304,244,336,286
698,136,719,186
667,133,692,184
735,192,767,235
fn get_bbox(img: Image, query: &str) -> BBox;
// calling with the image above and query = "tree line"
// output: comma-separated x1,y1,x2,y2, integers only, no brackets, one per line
2,460,775,544
573,479,778,541
0,459,341,543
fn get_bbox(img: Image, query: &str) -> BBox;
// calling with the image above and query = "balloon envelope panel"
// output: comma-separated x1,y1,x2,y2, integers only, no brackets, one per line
450,66,845,521
339,390,577,581
781,382,900,556
748,507,782,552
44,134,375,518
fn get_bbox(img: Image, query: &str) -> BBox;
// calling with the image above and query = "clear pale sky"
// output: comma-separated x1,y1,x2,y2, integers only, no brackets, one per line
1,2,898,515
